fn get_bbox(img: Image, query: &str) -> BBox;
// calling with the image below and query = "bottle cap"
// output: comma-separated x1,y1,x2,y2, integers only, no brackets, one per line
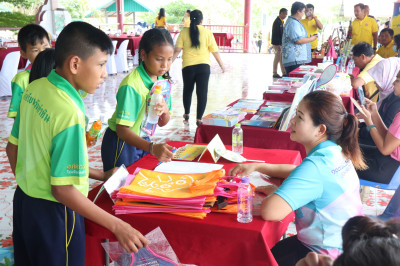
241,177,249,183
235,123,241,127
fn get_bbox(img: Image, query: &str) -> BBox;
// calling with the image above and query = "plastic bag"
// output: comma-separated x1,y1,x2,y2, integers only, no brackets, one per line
101,227,180,266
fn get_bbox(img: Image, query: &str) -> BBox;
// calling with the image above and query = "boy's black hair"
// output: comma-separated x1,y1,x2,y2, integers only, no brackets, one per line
291,2,306,16
352,42,374,57
55,21,113,68
381,28,394,37
306,4,314,10
29,48,55,83
18,24,50,52
138,28,173,80
279,8,288,14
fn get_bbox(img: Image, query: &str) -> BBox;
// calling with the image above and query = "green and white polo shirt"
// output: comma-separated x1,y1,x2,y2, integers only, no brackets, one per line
7,70,30,118
108,62,171,136
9,70,89,202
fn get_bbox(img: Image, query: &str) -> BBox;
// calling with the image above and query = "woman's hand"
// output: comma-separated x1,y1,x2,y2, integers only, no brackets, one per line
364,98,378,115
356,105,373,126
229,163,259,176
152,143,174,162
295,252,334,266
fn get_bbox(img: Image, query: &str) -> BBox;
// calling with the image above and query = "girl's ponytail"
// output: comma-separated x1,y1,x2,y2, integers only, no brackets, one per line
189,10,203,48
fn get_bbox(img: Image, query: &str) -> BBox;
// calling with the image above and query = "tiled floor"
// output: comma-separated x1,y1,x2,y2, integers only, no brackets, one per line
0,53,392,247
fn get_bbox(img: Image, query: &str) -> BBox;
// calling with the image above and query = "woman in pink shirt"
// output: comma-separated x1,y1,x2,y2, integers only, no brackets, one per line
357,70,400,220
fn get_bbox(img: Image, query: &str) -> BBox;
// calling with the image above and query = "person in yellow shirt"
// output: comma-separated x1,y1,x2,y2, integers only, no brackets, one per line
182,10,191,27
300,4,323,52
351,3,378,50
351,42,383,102
155,8,166,28
377,28,397,58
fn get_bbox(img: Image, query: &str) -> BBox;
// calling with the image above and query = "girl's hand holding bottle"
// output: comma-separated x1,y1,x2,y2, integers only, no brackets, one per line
154,98,169,117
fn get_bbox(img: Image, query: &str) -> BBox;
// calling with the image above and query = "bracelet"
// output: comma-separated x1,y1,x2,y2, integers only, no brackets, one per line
149,142,154,154
366,124,376,132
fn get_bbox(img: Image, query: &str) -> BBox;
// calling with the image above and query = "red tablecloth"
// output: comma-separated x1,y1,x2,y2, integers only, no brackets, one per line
289,66,360,78
109,34,142,56
263,90,355,115
85,141,301,266
213,32,234,47
194,100,307,158
0,47,26,70
305,57,323,66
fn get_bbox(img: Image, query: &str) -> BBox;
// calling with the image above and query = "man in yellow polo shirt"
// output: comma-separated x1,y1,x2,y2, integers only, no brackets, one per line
301,4,323,52
351,3,378,51
351,42,383,102
377,28,397,58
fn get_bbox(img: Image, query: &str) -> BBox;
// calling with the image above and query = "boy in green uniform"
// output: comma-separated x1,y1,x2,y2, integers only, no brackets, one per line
7,24,51,118
6,22,147,265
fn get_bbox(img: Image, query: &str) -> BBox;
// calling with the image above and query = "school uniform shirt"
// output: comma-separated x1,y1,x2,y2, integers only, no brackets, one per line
282,16,311,67
357,54,383,102
108,62,172,136
9,70,89,202
301,18,319,50
275,140,363,258
7,70,30,118
155,16,166,27
388,112,400,162
377,40,397,58
271,16,284,46
351,16,378,46
176,25,219,69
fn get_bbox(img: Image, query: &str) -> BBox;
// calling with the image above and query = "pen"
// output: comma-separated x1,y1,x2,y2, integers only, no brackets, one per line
157,148,177,166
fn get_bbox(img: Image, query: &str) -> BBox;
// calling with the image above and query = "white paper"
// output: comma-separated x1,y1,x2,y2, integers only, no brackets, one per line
103,164,130,195
154,161,223,174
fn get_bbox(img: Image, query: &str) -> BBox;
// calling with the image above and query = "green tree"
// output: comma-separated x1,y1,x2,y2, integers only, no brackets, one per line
138,0,196,25
1,0,40,9
61,0,92,19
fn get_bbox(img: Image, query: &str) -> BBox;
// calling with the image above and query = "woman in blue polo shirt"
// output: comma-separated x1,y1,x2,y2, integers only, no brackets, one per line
230,91,366,266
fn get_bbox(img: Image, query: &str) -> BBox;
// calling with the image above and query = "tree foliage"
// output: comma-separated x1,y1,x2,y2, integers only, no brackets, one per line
1,0,41,10
60,0,92,19
0,11,35,28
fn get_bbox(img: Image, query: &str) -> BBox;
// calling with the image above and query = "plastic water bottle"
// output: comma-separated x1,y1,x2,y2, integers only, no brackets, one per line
232,123,243,154
86,120,102,147
347,59,354,75
237,177,253,223
147,85,163,124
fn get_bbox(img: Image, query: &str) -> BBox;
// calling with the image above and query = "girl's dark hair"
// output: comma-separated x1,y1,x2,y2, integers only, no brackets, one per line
138,28,173,80
334,216,400,266
158,8,165,20
189,10,203,48
302,91,366,169
29,48,55,83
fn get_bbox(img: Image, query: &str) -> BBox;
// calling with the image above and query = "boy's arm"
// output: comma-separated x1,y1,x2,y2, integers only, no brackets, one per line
89,167,118,181
6,142,18,175
52,185,148,253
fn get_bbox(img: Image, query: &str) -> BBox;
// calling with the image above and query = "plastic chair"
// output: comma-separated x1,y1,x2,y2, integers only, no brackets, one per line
359,166,400,190
115,40,129,73
106,40,117,75
0,51,20,97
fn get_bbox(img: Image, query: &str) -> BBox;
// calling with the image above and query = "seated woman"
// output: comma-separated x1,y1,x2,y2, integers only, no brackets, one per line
296,216,400,266
356,70,400,217
229,91,366,266
359,58,400,146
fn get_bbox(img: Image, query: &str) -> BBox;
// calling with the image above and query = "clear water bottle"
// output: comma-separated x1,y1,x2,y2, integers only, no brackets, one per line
232,123,243,154
237,177,253,223
147,86,163,124
347,59,354,75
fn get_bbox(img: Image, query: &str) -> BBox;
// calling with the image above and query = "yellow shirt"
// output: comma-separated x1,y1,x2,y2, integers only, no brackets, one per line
377,40,397,58
176,25,219,69
183,16,190,27
301,18,318,49
357,54,383,102
351,16,378,46
155,16,166,27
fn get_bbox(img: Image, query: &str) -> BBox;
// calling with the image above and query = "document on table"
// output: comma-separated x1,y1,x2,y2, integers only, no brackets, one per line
154,161,223,174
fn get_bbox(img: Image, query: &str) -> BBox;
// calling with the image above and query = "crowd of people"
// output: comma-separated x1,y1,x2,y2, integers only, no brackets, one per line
4,3,400,266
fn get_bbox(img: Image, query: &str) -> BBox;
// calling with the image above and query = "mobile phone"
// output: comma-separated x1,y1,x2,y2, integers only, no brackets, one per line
358,87,365,106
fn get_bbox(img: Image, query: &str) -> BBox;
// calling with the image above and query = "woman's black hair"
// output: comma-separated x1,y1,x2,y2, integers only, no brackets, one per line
29,48,55,83
189,10,203,49
333,216,400,266
158,8,165,20
302,91,366,169
138,28,173,80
